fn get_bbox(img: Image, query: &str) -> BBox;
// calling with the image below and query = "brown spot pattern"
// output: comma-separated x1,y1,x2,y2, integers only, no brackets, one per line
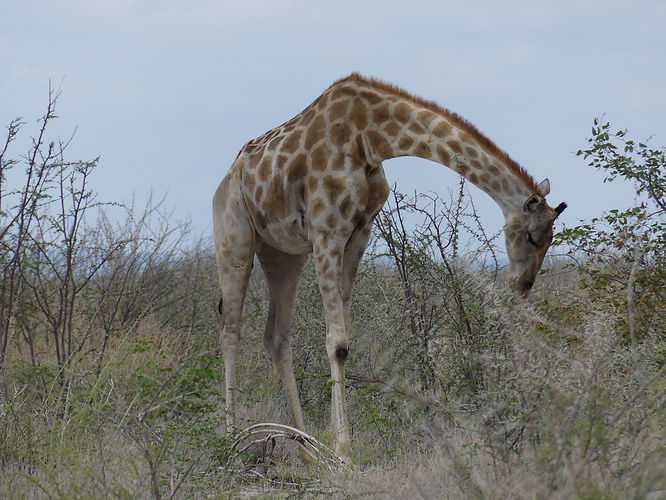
415,141,432,159
311,197,326,219
398,135,414,151
502,178,513,195
383,121,402,136
243,172,256,194
350,98,368,131
276,155,289,171
323,175,346,204
305,115,326,149
447,140,463,155
394,102,413,123
436,145,450,165
316,94,329,110
258,158,272,181
329,99,350,121
459,132,477,147
268,137,282,152
360,90,383,105
456,164,470,176
339,195,353,219
249,150,263,170
373,103,390,124
366,130,393,159
349,135,366,164
301,109,315,126
331,152,347,171
433,121,453,138
265,177,289,221
312,144,331,171
417,110,438,128
330,85,357,101
409,122,425,135
326,214,338,229
286,154,308,182
282,130,302,153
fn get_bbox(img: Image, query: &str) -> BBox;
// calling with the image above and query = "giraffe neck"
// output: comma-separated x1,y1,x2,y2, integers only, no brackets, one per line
365,104,537,216
329,76,541,216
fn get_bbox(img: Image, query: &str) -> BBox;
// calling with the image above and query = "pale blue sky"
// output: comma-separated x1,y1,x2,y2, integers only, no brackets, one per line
2,0,665,243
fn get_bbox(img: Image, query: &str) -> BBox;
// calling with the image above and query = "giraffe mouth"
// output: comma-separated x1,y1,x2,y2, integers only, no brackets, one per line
509,264,535,298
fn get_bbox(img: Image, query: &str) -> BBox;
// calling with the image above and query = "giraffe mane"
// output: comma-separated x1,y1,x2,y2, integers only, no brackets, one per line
332,73,541,195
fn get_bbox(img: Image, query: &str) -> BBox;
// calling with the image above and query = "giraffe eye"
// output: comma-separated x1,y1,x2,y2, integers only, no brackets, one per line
527,232,538,247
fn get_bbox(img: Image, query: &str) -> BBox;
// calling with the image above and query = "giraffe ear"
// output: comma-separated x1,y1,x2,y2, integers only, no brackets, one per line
537,179,551,197
523,194,541,213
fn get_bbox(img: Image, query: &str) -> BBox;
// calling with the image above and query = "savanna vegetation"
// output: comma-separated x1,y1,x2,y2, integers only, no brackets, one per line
1,91,665,499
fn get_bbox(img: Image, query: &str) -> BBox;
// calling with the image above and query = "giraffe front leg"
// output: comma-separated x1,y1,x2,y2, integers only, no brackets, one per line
313,236,352,462
328,336,351,462
341,223,375,330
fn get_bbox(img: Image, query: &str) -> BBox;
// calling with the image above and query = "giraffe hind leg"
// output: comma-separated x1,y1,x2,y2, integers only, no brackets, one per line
217,255,254,433
213,181,256,432
257,243,309,432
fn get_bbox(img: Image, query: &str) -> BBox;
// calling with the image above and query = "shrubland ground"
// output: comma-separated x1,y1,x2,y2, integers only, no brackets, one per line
2,94,665,499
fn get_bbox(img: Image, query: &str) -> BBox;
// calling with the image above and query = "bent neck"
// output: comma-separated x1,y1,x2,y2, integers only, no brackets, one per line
358,94,540,216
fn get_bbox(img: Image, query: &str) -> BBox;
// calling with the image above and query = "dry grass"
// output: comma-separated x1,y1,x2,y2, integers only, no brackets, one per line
4,98,665,498
2,253,666,499
211,257,666,499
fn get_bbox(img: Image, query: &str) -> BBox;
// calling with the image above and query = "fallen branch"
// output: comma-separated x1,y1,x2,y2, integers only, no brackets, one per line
230,423,344,471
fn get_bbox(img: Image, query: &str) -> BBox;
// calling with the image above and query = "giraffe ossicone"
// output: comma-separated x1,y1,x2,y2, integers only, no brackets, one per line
213,73,566,462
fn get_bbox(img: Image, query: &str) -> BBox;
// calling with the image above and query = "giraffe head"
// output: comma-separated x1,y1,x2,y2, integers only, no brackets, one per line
504,179,566,298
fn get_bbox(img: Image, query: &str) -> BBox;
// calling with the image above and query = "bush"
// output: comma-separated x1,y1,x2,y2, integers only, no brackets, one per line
556,118,666,342
3,92,666,499
1,85,227,500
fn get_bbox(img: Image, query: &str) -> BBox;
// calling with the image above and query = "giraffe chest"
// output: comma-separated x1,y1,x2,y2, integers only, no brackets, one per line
240,182,312,255
238,155,388,255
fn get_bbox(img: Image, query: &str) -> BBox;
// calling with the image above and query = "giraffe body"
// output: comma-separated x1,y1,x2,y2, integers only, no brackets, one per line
213,74,566,461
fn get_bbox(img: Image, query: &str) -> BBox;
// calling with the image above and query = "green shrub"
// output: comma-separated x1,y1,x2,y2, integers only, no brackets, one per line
556,118,666,342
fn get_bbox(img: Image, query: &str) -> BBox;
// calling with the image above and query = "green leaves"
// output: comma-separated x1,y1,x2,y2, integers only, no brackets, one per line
577,118,666,212
559,119,666,342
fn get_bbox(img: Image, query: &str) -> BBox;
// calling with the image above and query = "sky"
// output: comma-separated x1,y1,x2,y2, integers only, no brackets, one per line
2,0,665,249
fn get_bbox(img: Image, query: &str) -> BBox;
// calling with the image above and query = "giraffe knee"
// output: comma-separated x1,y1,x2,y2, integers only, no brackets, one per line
327,330,349,364
271,336,292,362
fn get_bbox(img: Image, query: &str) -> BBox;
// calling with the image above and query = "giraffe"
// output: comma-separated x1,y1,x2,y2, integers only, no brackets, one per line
213,73,566,461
